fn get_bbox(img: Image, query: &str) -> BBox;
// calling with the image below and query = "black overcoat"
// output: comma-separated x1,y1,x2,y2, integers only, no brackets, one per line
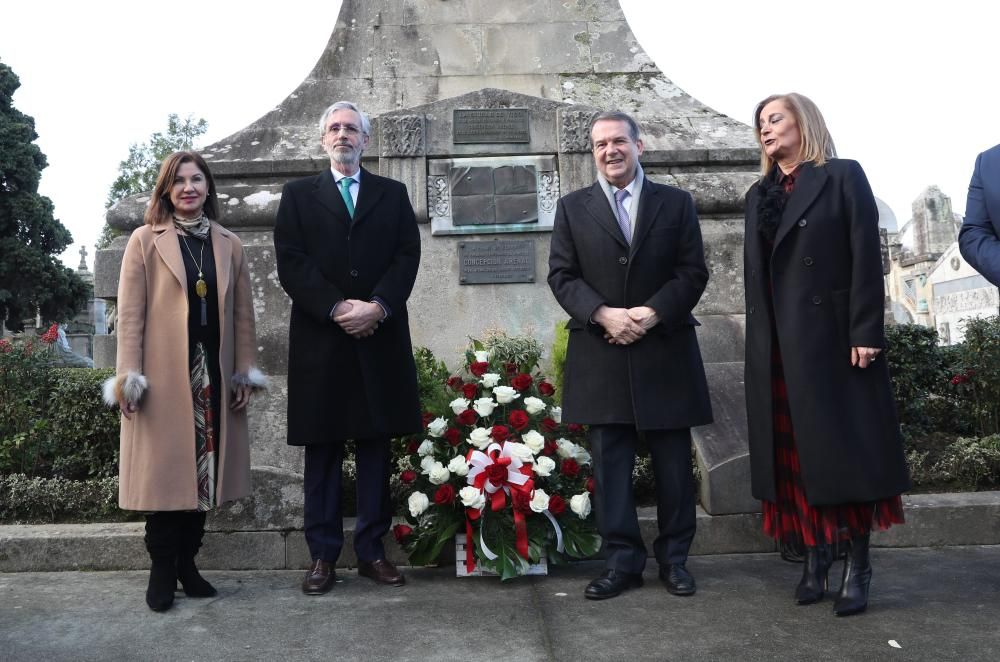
274,168,422,444
743,159,910,505
548,178,713,430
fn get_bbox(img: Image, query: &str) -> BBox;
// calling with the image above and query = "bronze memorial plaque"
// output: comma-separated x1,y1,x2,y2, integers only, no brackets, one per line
453,109,530,144
458,239,535,284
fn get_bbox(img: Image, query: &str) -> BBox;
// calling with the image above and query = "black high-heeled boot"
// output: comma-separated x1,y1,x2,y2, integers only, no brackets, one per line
176,511,217,598
795,543,832,604
833,534,872,616
144,513,177,612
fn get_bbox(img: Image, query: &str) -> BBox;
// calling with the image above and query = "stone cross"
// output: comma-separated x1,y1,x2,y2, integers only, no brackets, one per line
78,246,88,271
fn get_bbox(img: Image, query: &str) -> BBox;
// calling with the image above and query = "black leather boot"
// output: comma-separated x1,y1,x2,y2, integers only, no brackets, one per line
833,534,872,616
795,544,832,605
176,511,217,598
144,513,177,612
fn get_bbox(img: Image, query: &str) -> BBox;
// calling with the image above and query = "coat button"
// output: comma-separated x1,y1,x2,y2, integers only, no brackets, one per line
803,257,814,266
749,306,756,314
798,218,808,227
812,295,822,305
350,269,359,277
618,256,628,265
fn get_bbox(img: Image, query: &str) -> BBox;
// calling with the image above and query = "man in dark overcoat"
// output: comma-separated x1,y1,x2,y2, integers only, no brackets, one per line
548,110,713,600
275,100,421,594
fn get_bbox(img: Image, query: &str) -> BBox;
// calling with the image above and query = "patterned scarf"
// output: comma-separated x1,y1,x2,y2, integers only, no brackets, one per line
172,214,211,241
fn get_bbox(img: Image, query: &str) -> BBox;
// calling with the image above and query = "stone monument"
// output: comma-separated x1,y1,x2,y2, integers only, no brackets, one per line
94,0,761,527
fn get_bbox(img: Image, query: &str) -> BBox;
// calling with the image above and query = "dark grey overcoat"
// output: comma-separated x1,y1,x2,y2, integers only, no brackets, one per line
274,167,422,444
743,159,910,505
548,178,713,430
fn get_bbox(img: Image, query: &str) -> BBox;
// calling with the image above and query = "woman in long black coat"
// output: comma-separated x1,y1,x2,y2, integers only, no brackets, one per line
743,92,910,617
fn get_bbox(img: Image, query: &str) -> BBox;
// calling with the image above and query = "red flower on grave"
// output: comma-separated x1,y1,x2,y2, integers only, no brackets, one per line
561,458,580,478
490,425,510,442
548,494,566,515
456,409,478,427
461,382,479,399
434,484,456,506
470,361,489,377
538,381,555,396
444,428,462,447
511,373,533,392
508,410,529,431
400,469,417,484
447,375,464,391
540,417,558,433
393,524,414,543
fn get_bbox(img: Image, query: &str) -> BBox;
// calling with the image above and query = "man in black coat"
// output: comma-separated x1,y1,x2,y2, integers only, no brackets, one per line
548,111,713,600
275,101,421,595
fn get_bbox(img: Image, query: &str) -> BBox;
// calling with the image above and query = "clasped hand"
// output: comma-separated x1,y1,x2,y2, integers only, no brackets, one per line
332,299,383,338
594,305,659,345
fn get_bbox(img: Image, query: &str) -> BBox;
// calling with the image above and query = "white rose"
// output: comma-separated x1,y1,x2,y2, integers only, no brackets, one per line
549,405,562,423
474,350,489,363
556,438,575,459
417,439,435,456
473,397,497,417
570,492,592,519
428,463,451,485
448,455,470,476
530,489,550,513
574,447,592,466
427,416,448,437
420,455,437,473
522,429,545,454
505,441,534,463
468,427,492,449
408,492,429,517
533,455,556,477
480,373,501,388
459,486,486,510
449,398,470,415
493,385,520,404
523,396,546,415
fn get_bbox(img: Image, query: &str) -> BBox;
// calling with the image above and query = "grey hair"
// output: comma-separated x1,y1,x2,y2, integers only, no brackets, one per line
318,101,371,136
589,110,640,142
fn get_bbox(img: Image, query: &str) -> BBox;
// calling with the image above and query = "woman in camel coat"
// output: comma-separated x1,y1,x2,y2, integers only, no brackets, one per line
103,151,266,611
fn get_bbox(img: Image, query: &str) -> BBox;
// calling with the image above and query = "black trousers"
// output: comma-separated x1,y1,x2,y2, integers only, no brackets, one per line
303,438,392,563
588,425,696,573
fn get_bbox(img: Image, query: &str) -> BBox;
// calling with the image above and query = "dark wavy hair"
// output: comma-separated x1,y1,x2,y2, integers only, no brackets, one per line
144,151,219,225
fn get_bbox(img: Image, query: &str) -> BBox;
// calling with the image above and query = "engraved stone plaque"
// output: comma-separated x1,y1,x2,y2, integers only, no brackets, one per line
453,109,530,144
459,239,536,285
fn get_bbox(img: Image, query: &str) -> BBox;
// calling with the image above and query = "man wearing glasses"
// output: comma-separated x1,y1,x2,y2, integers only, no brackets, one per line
275,101,422,594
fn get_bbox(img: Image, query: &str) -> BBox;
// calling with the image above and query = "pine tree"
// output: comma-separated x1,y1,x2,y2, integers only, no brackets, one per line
0,60,89,332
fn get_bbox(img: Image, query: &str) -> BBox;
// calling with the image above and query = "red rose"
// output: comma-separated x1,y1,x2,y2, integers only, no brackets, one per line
543,439,559,456
470,361,489,377
567,423,584,434
504,362,518,376
484,463,508,487
400,469,417,484
393,524,413,544
444,428,462,446
434,484,456,505
561,458,580,478
406,440,419,454
538,381,555,396
490,425,510,442
456,409,477,427
421,412,435,427
586,477,595,493
548,494,566,515
511,373,533,392
511,490,531,513
951,374,968,385
446,375,463,391
541,417,558,432
509,410,529,430
461,382,479,399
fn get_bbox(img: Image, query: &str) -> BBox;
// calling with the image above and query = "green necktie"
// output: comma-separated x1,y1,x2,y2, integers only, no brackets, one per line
339,177,355,218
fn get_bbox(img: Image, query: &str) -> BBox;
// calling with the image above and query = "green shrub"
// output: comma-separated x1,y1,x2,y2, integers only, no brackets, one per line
47,368,119,479
0,474,131,524
952,316,1000,436
550,320,568,403
933,435,1000,489
884,324,957,434
0,334,57,475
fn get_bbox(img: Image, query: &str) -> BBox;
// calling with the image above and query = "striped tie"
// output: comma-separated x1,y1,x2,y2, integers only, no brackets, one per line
614,188,631,244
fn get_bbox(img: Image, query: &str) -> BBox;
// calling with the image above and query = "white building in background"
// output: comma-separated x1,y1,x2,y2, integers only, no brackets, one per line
928,243,999,344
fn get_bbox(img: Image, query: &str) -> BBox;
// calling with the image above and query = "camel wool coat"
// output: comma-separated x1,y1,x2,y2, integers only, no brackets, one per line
113,220,259,511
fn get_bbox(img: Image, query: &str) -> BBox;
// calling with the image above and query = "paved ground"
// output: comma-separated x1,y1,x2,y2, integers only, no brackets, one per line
2,546,999,661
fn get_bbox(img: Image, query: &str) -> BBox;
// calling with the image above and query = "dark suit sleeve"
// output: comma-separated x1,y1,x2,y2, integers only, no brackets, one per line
958,152,1000,285
274,181,345,323
844,161,886,348
547,197,607,324
643,190,709,327
370,184,421,314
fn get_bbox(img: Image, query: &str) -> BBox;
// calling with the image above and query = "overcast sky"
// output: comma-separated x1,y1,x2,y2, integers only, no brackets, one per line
2,0,998,269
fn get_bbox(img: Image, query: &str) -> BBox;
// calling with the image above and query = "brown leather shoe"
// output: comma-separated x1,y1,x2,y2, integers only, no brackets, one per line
301,559,336,595
357,559,405,586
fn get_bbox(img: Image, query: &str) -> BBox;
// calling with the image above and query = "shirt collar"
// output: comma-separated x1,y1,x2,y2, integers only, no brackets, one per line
331,167,361,183
599,163,644,197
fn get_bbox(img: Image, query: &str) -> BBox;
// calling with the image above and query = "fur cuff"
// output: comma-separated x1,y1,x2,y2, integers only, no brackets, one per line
102,372,148,407
232,367,268,392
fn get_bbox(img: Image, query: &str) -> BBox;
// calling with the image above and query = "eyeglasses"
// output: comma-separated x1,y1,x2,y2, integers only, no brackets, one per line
326,123,362,135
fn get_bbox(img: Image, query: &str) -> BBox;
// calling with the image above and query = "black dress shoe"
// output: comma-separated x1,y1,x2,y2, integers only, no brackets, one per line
659,564,696,596
584,569,643,600
301,559,336,595
358,559,405,586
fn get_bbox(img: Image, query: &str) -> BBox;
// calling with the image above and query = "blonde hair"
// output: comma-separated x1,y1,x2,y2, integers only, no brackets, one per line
753,92,836,179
